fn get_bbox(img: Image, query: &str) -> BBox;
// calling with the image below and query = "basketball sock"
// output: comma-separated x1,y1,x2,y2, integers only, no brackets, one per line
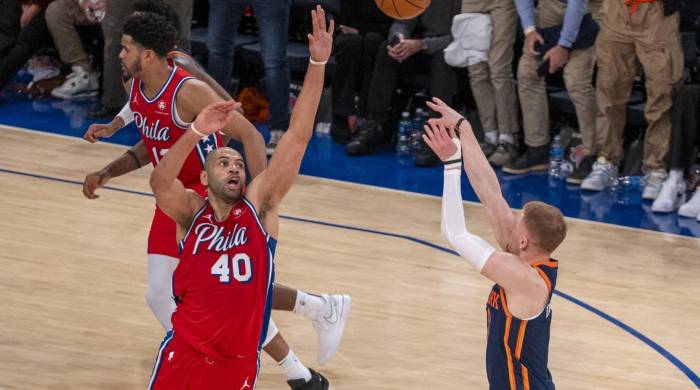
279,350,312,382
293,290,326,320
484,130,497,145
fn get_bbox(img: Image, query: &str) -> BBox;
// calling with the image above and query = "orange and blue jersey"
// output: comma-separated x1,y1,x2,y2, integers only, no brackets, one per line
486,259,559,390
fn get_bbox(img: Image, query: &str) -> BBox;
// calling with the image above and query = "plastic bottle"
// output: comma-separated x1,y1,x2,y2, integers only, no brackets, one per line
396,111,412,164
548,135,563,178
411,108,425,153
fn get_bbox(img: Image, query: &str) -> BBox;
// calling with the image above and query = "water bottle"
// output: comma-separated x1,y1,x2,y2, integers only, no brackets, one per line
396,111,412,164
411,108,425,153
548,135,563,178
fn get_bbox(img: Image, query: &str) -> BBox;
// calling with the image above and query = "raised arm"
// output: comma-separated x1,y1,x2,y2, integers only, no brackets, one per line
426,98,516,251
176,79,266,179
423,122,547,313
149,101,238,228
247,6,334,206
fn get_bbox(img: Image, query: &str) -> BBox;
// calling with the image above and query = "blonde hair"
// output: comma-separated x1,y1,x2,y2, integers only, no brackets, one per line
522,201,567,253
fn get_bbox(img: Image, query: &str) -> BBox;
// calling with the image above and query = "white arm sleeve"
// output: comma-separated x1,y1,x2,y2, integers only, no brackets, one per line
441,169,495,272
116,102,134,126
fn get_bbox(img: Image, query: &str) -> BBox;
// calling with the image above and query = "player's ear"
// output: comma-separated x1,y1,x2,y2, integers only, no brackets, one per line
200,170,208,187
519,234,529,252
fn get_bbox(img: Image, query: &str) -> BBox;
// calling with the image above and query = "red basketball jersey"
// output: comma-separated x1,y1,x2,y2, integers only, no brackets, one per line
173,198,275,360
129,63,222,188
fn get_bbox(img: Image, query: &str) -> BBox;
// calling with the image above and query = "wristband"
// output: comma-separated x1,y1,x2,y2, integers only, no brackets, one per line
190,122,206,138
309,58,328,66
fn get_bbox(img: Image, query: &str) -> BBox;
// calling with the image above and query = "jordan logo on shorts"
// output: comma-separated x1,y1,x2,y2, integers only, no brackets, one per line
240,377,251,389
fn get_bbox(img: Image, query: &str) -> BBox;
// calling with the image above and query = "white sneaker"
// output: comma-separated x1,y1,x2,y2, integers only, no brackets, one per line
642,169,669,200
651,175,686,213
51,65,98,99
581,157,618,191
679,188,700,218
266,130,284,156
311,294,351,366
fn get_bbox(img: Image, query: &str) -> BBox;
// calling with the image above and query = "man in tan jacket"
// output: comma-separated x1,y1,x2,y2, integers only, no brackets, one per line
581,0,683,199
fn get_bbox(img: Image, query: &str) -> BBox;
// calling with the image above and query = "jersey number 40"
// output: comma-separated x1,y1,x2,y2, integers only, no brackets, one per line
211,254,252,284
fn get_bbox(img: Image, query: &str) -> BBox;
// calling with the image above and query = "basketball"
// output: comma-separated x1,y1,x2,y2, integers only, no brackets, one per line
374,0,431,20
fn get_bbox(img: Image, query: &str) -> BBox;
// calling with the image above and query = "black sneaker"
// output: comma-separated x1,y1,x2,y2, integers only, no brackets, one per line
345,119,385,156
330,114,352,144
502,145,549,174
480,141,497,157
488,142,518,166
566,155,596,185
287,369,330,390
414,138,440,167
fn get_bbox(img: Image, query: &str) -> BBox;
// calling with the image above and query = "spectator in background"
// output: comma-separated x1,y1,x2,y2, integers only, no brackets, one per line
0,0,54,91
346,0,460,166
206,0,292,156
459,0,520,166
503,0,601,180
581,0,683,199
45,0,103,99
330,0,392,144
89,0,193,118
651,84,700,220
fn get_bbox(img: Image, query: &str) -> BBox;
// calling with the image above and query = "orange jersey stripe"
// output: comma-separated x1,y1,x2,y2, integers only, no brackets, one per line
535,267,552,291
515,321,530,390
522,365,531,390
531,259,558,268
501,288,516,390
515,321,528,358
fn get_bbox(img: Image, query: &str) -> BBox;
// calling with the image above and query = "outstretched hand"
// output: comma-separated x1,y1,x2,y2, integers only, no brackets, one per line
192,100,240,136
308,5,334,63
422,122,458,162
425,97,470,133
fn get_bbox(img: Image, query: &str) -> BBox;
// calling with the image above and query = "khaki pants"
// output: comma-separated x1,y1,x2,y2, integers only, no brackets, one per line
596,0,682,169
45,0,94,69
517,0,601,152
461,0,519,135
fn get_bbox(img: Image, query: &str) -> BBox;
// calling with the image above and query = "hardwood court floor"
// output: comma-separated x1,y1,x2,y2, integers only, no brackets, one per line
1,126,699,389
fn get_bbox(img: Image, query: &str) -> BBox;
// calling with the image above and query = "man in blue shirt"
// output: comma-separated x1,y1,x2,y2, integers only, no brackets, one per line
503,0,601,180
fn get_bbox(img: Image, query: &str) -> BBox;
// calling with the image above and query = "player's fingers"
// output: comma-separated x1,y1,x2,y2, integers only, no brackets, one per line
327,19,334,35
425,100,440,113
317,6,326,33
311,9,319,34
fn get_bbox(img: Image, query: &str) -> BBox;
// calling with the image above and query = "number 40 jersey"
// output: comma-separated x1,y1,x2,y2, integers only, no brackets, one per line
173,198,275,360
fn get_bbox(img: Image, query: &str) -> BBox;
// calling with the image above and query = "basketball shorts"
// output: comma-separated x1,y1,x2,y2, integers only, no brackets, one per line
149,330,258,390
148,181,207,258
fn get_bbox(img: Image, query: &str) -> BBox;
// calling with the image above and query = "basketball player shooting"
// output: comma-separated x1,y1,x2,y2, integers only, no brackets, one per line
423,97,567,389
146,6,333,388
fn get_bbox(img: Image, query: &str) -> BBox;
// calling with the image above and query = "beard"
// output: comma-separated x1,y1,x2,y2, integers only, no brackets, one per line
121,57,142,79
209,180,243,204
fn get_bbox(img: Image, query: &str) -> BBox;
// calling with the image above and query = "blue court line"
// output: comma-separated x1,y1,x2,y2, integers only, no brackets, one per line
1,166,698,387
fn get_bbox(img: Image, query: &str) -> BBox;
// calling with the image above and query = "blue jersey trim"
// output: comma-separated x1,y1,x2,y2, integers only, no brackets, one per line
147,329,175,389
139,65,178,104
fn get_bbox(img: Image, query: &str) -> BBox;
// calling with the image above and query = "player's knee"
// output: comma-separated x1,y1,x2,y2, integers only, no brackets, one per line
262,319,279,347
